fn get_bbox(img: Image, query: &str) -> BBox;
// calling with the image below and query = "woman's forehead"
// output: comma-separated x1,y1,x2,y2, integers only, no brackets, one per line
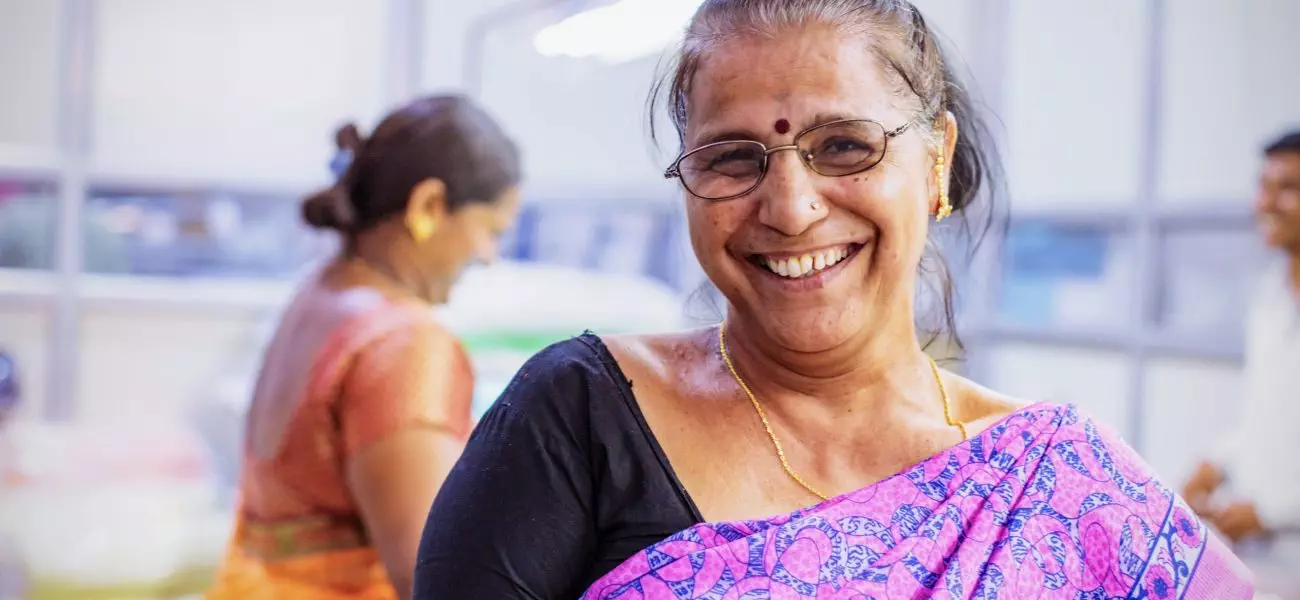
683,30,897,142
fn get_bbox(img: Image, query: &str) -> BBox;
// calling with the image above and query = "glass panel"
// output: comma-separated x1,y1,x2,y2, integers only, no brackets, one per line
0,180,58,270
1159,0,1300,202
1004,0,1150,205
92,0,388,184
1141,357,1243,483
1157,229,1270,343
983,342,1133,437
468,7,678,195
76,309,265,421
996,221,1134,330
0,0,60,150
83,188,335,278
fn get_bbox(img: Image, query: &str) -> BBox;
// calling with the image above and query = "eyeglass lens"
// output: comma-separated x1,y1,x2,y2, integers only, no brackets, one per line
676,120,890,200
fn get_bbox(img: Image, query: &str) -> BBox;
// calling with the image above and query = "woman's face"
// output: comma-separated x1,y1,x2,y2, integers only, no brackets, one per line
421,187,521,303
683,26,942,352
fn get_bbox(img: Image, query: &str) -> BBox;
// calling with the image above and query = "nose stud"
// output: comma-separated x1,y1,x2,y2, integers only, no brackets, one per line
809,200,821,211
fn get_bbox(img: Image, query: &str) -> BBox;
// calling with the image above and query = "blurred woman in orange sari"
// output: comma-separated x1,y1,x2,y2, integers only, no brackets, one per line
206,95,522,600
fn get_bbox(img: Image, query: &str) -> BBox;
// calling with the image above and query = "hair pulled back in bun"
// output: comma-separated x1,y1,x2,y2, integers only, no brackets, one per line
301,123,364,232
299,96,521,235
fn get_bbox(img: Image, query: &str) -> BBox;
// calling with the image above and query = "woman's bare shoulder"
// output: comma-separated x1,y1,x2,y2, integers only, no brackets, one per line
950,374,1036,432
599,328,715,374
597,328,730,411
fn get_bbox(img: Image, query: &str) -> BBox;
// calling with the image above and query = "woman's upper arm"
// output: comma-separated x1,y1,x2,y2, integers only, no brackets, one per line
348,429,462,599
414,342,599,600
339,321,474,598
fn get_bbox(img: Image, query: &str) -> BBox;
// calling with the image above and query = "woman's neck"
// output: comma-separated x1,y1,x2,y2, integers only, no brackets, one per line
720,310,941,423
345,230,435,303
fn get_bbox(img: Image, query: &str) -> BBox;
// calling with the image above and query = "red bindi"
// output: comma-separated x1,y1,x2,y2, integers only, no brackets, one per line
774,119,790,134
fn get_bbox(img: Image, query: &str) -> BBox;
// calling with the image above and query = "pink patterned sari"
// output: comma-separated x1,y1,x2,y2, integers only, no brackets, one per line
582,403,1253,599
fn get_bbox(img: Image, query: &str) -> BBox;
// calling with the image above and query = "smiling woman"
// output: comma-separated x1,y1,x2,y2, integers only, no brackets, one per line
414,2,1254,599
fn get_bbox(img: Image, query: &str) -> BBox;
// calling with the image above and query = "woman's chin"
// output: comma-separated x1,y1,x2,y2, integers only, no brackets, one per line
750,314,861,355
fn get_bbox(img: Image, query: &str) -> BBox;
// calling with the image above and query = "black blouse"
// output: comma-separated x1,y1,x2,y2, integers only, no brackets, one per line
413,334,704,599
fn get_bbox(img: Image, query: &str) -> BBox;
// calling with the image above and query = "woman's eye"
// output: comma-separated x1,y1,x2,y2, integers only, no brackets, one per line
821,138,870,154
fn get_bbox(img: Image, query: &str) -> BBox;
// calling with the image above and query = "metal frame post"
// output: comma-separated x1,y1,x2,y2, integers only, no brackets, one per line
962,0,1012,382
1126,0,1168,450
385,0,425,105
46,0,94,420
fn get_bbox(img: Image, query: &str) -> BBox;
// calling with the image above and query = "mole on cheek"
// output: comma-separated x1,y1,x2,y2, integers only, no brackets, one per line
774,119,790,135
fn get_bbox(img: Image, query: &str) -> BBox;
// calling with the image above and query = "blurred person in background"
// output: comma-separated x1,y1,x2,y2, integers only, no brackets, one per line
0,350,16,427
0,349,18,485
205,94,522,600
1184,130,1300,544
0,351,23,599
415,2,1252,598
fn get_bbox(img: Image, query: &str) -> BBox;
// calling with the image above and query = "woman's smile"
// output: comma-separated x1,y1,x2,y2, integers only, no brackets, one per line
739,240,872,292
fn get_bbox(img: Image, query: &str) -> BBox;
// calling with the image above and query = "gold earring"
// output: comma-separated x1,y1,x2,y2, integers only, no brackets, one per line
406,215,435,243
934,152,952,223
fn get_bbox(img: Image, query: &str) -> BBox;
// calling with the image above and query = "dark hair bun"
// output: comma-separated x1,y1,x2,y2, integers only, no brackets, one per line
302,122,365,231
301,185,356,231
335,122,364,154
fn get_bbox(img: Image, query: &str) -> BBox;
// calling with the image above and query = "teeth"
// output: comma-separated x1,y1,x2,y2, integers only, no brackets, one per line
762,246,853,279
786,257,802,277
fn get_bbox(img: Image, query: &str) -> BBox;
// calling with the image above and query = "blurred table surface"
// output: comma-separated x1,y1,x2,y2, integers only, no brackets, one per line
1237,536,1300,600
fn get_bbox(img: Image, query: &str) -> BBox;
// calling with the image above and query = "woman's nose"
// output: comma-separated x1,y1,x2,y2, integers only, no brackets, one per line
475,238,499,266
757,151,825,236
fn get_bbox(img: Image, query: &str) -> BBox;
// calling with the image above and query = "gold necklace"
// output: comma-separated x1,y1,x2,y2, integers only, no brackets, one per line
717,323,968,501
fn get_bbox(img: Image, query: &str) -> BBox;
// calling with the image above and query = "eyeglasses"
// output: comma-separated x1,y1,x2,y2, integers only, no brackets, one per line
664,119,914,201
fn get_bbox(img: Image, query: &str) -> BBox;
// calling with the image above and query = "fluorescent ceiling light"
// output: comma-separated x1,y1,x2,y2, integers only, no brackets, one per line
534,0,703,65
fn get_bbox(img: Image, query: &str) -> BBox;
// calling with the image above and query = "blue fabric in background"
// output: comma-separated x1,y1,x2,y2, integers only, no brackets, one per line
1005,223,1109,278
997,223,1112,327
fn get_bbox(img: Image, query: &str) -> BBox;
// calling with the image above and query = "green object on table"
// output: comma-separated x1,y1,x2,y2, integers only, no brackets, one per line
26,564,214,600
458,331,576,355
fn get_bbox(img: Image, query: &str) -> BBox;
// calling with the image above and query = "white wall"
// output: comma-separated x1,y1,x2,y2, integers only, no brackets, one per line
0,305,50,420
1004,0,1152,206
1159,0,1300,202
986,344,1134,434
1004,0,1300,208
0,0,61,156
90,0,391,187
1143,358,1244,483
74,305,268,423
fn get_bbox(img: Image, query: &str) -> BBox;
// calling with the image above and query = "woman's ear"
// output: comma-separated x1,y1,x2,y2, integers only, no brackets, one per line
404,178,448,243
942,110,958,178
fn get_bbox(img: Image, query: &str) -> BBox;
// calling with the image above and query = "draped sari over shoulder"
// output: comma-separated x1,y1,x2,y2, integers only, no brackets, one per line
206,301,475,600
582,403,1253,600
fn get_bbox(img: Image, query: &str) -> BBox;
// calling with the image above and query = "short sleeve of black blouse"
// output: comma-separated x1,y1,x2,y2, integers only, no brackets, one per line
412,335,699,600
